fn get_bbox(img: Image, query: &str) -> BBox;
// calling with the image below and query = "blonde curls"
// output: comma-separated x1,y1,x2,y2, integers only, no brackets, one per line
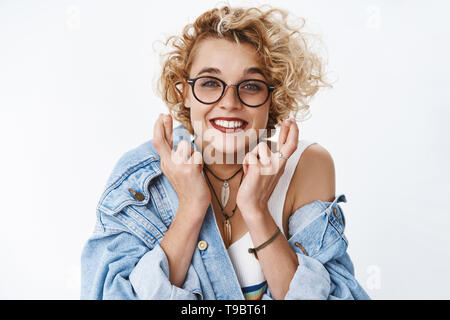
156,5,331,134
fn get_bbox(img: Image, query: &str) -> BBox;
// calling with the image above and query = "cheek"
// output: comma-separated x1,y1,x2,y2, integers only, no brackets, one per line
250,107,270,128
189,105,212,137
184,89,194,109
190,104,210,121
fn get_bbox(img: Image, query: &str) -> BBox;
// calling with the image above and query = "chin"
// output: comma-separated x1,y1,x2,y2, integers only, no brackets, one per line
199,124,264,163
216,135,246,153
201,131,249,164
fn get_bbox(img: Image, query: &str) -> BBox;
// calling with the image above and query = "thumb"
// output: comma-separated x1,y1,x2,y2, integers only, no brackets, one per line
243,153,249,176
243,151,259,175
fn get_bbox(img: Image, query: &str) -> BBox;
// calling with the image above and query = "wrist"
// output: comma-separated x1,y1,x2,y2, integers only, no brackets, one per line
239,204,270,224
178,199,210,219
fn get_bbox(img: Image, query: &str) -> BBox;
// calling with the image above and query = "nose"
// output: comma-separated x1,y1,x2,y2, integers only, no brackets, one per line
218,84,241,110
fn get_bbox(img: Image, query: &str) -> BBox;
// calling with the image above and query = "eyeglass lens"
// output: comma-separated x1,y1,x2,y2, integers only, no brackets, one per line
193,77,270,107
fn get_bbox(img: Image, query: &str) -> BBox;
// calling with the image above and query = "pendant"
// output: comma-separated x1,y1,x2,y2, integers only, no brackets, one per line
223,218,232,248
221,180,230,208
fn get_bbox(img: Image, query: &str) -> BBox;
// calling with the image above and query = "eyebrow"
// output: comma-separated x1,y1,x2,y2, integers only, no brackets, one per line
196,67,265,77
196,67,221,76
245,67,265,77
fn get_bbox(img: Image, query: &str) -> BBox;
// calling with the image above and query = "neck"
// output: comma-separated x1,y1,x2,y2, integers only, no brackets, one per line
205,163,243,180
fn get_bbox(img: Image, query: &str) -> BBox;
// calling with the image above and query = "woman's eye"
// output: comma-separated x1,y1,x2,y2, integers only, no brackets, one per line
242,83,262,91
200,80,221,87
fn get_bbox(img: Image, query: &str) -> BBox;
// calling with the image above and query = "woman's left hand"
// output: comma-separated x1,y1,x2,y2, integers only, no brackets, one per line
236,118,299,218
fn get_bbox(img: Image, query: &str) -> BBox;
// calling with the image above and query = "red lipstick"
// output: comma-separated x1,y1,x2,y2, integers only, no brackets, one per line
209,117,248,133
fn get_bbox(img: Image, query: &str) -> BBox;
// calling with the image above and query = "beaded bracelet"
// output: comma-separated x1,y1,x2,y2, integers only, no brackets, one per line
248,227,281,260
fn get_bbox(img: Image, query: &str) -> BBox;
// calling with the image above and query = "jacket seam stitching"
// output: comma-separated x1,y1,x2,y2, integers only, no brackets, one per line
149,182,172,227
126,205,165,241
117,211,157,246
151,179,174,226
310,236,343,258
96,157,159,211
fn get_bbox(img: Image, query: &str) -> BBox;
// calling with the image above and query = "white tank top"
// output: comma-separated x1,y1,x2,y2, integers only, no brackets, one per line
227,139,316,300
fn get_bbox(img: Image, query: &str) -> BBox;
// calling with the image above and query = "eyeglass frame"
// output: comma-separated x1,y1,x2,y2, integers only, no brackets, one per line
186,75,275,108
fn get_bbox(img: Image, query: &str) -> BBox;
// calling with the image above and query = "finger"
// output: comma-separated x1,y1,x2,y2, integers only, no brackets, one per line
257,142,271,167
248,151,259,167
163,113,173,150
243,147,259,168
271,147,286,172
153,114,171,159
277,118,291,152
191,151,203,166
248,145,259,165
280,119,299,158
175,140,193,164
247,152,260,175
242,152,249,175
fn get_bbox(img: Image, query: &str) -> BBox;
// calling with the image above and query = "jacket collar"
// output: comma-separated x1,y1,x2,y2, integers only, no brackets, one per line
97,125,193,215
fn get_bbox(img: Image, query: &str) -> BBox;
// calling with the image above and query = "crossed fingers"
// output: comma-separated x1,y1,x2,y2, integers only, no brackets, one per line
243,118,299,175
153,113,202,166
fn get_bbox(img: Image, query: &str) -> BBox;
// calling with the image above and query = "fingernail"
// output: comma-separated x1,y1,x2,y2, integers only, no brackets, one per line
284,119,290,126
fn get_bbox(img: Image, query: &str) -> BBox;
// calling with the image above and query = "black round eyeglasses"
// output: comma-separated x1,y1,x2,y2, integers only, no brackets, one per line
186,76,275,108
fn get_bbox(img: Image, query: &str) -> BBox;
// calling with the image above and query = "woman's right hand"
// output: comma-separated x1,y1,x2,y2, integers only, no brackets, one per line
153,113,211,214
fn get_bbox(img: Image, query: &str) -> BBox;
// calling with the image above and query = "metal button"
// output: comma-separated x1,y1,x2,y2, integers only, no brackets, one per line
197,240,208,251
129,188,145,201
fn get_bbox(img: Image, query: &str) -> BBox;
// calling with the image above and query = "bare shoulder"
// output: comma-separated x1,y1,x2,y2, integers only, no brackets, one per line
289,142,336,214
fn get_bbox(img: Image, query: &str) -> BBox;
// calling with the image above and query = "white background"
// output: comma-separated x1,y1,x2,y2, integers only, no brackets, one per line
1,0,449,299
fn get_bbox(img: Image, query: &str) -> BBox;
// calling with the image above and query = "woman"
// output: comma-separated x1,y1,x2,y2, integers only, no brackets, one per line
81,5,370,300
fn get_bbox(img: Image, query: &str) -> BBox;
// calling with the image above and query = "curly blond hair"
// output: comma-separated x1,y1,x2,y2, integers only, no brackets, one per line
157,5,330,134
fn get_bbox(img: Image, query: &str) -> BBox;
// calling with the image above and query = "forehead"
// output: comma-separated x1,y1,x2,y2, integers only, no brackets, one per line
189,38,263,77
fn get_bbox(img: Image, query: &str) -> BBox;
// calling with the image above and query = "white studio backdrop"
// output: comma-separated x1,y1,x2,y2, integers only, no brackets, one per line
0,0,449,299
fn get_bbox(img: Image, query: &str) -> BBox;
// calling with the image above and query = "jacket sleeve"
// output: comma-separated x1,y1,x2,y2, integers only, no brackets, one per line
262,194,370,300
80,212,202,300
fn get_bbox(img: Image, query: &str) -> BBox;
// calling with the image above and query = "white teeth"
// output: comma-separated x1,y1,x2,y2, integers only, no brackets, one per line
213,120,244,129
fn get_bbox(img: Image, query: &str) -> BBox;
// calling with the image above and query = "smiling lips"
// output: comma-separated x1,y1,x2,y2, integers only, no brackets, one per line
209,117,248,133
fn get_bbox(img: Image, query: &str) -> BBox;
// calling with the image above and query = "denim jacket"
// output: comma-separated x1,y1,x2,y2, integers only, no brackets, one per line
81,125,370,300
